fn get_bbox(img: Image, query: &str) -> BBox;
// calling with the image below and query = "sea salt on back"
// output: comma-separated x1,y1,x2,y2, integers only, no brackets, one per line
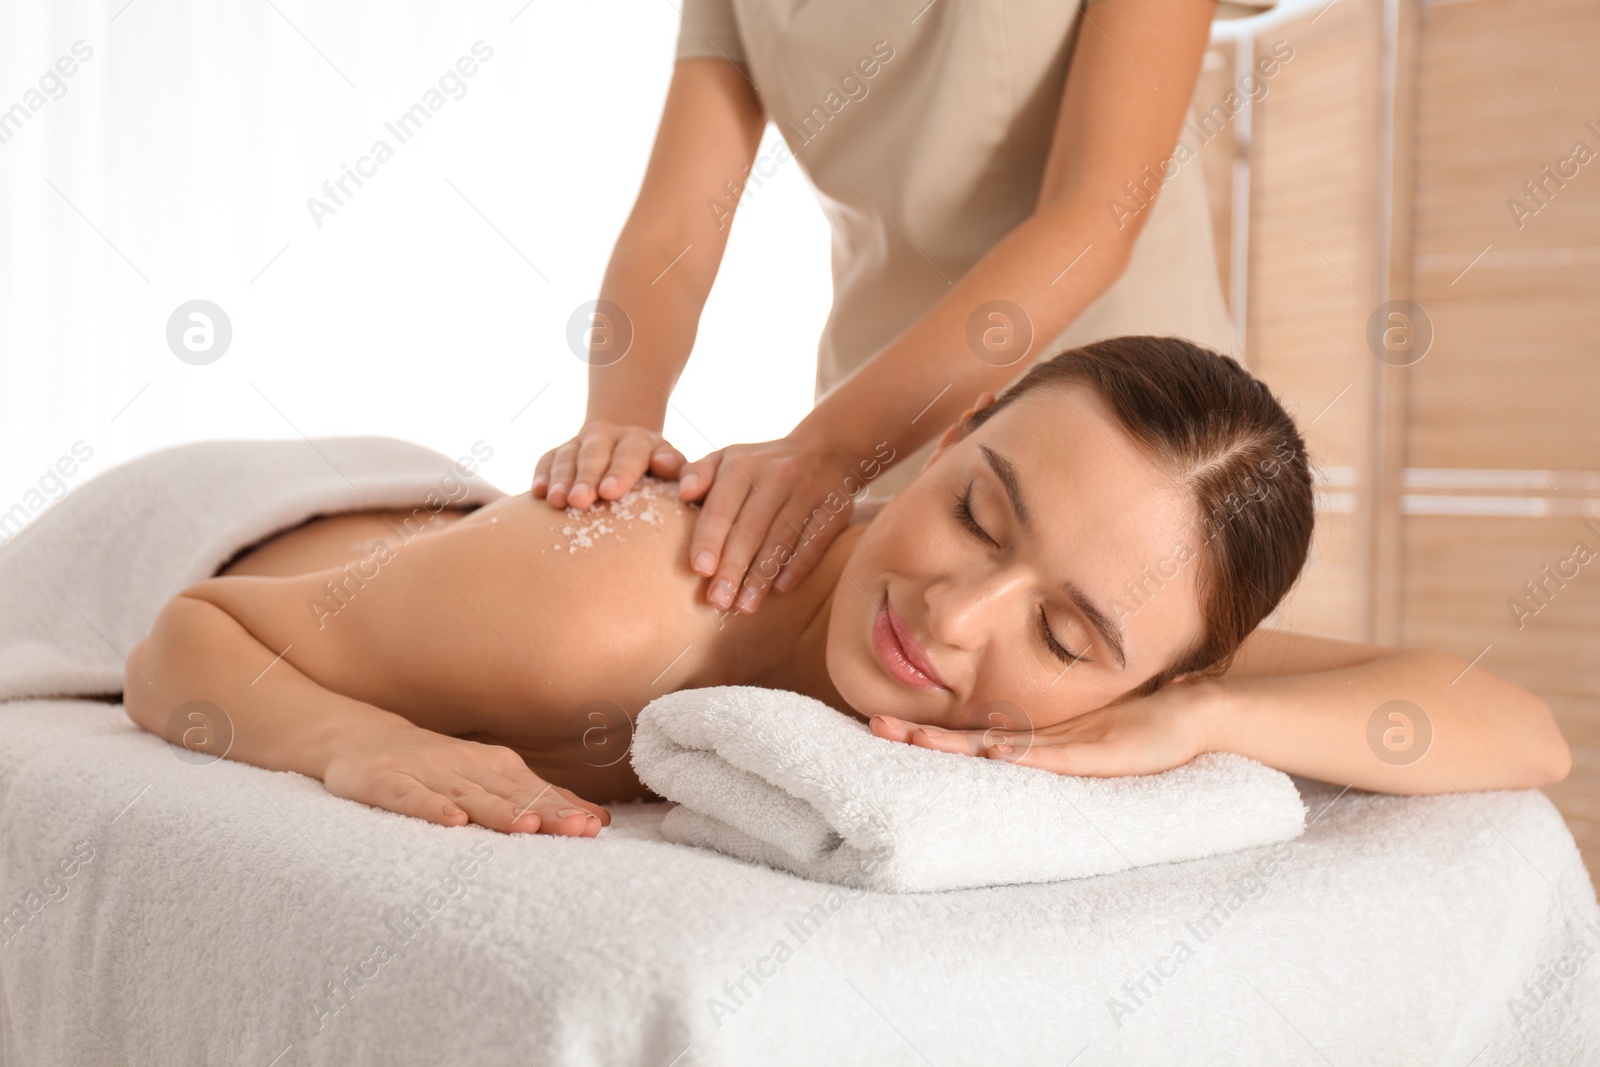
546,475,686,554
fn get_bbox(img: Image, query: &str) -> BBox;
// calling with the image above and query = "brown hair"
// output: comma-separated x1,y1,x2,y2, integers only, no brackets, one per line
962,335,1315,696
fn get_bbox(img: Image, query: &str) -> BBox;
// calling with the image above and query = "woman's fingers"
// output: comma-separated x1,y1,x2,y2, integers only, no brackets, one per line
531,450,553,498
567,430,619,510
872,712,1129,774
871,716,989,757
684,455,743,572
539,423,687,509
869,715,916,742
371,770,472,828
547,781,611,826
694,470,774,614
447,772,604,837
891,723,1129,775
908,726,990,758
503,781,604,837
880,712,1168,775
735,500,823,612
875,719,1037,763
767,496,853,601
471,754,610,834
545,440,580,509
444,780,544,834
597,430,656,501
675,437,861,609
677,453,720,506
648,444,687,480
713,485,793,615
327,732,611,838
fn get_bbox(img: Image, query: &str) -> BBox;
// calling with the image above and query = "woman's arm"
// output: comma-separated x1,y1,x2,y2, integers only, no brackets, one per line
541,56,767,509
125,592,397,782
787,0,1221,474
677,0,1223,612
124,588,609,835
873,627,1572,795
1198,627,1573,795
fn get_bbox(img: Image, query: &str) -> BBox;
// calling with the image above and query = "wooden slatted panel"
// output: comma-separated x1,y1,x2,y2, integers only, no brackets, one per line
1192,0,1600,880
1193,47,1239,311
1239,0,1386,642
1404,0,1600,882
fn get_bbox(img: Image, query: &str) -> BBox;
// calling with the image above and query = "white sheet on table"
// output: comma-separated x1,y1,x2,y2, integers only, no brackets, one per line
2,699,1596,1067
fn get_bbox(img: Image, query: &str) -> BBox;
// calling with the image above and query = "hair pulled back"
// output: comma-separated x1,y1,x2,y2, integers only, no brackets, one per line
962,335,1315,695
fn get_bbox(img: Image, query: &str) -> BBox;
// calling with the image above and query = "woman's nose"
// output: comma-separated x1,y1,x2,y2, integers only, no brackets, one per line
922,566,1029,650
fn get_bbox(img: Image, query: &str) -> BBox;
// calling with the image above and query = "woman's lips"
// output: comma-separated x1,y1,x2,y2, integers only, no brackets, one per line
871,590,949,691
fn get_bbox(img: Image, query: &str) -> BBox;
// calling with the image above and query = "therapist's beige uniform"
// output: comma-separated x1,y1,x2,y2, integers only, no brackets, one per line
676,0,1274,499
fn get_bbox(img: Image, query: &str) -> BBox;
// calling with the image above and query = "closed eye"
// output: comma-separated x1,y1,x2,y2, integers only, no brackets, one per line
950,480,999,547
950,479,1086,664
1037,604,1084,664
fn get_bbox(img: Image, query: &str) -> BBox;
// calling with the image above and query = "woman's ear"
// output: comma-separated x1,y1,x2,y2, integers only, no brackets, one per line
961,391,998,423
922,392,998,472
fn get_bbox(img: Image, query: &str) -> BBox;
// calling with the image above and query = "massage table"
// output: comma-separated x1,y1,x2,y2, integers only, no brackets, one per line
1,437,1596,1065
2,695,1597,1065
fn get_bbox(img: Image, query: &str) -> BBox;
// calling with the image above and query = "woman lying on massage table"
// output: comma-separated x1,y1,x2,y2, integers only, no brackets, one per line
123,336,1573,838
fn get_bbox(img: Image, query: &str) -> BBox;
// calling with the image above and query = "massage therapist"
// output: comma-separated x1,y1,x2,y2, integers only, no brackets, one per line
532,0,1274,616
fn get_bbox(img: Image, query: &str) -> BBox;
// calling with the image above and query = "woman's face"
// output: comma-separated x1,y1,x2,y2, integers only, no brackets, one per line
827,384,1205,732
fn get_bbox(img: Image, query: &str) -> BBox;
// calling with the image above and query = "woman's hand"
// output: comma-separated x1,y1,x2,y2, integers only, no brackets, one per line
533,419,689,510
677,432,861,613
322,720,611,836
868,679,1218,778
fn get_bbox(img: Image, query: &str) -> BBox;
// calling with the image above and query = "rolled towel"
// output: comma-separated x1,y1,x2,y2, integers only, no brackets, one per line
631,685,1308,893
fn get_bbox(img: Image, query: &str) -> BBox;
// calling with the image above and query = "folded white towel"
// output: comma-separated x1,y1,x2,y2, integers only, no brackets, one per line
0,436,504,703
631,685,1308,893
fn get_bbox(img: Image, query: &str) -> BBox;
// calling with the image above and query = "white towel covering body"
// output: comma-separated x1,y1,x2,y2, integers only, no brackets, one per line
0,435,504,703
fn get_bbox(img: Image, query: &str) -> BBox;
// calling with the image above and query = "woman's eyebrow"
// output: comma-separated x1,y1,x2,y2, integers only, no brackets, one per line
1062,582,1127,670
979,444,1127,670
979,445,1030,528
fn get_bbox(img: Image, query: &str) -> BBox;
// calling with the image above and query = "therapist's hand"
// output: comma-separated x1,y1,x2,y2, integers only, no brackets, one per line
677,433,858,614
533,419,689,510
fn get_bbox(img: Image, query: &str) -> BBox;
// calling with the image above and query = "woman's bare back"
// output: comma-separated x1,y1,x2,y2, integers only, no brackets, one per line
186,480,744,799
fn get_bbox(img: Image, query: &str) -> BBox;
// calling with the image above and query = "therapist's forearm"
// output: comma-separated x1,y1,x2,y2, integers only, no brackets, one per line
583,233,717,431
789,193,1137,465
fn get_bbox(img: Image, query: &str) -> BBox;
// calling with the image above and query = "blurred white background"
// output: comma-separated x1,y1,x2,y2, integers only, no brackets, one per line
0,0,832,521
